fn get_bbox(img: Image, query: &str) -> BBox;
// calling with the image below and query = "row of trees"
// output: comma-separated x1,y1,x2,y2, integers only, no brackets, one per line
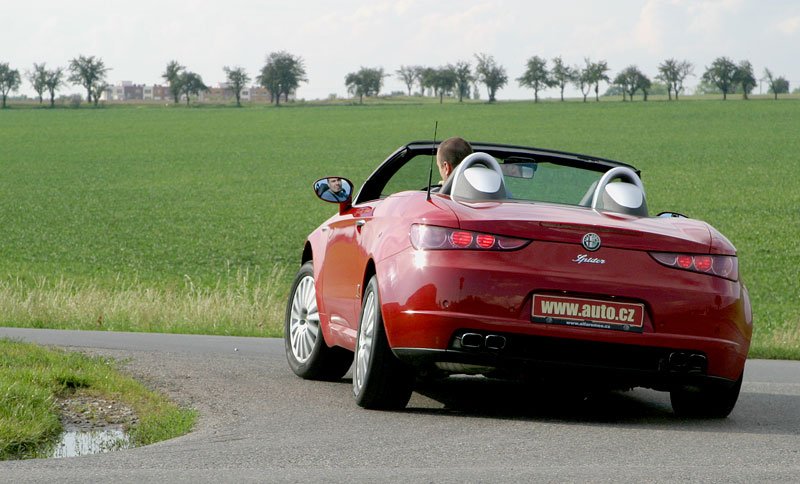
1,52,794,108
347,54,510,105
608,57,786,102
509,56,789,103
0,51,308,108
379,54,789,104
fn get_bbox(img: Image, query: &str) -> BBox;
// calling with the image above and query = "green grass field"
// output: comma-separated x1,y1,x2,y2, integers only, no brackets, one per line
1,99,798,357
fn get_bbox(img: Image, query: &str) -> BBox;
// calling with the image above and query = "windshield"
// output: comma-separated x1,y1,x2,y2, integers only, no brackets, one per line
500,161,604,206
378,152,606,207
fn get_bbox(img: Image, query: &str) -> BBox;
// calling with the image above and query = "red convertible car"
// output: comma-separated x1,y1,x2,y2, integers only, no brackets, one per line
285,141,752,417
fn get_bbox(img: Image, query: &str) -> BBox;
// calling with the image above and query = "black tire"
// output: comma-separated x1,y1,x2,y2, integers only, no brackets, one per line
284,261,352,381
352,276,414,409
670,372,743,418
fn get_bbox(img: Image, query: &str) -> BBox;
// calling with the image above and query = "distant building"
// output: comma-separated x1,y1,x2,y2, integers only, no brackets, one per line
99,81,289,103
102,81,145,101
143,85,173,101
200,83,277,103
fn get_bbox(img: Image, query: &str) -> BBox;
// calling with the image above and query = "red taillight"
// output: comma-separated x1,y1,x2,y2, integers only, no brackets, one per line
650,252,738,281
450,231,473,247
410,224,529,251
694,256,713,272
676,255,693,269
476,234,495,248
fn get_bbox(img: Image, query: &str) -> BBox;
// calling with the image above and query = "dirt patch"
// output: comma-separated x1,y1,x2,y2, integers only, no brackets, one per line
56,393,139,430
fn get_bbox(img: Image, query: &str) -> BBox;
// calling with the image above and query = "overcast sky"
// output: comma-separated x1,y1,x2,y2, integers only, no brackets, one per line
4,0,799,100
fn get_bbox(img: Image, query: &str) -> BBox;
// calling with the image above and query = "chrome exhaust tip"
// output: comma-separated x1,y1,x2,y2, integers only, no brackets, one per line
460,333,484,349
687,354,708,373
485,334,506,351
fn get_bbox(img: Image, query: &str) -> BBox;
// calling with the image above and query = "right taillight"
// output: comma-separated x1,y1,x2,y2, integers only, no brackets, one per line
650,252,738,281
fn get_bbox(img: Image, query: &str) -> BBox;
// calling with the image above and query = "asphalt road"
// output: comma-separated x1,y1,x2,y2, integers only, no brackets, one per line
1,327,799,482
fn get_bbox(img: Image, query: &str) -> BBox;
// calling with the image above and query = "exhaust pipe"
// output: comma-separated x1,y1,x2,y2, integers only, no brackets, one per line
460,333,484,349
687,354,707,373
485,334,506,351
667,351,707,374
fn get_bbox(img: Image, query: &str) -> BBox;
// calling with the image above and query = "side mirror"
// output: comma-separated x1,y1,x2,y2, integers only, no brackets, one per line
314,177,354,204
657,211,689,218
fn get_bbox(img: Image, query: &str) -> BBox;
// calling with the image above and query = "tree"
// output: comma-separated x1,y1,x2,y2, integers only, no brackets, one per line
414,66,426,96
163,60,185,104
517,55,551,103
734,60,756,100
613,66,637,101
573,58,595,102
91,80,108,106
345,67,386,104
763,68,790,100
396,65,418,96
68,55,109,105
550,57,576,101
0,62,22,108
702,57,737,100
224,66,250,107
44,67,65,108
656,59,674,100
430,66,457,103
584,59,610,102
673,60,694,100
474,53,507,103
178,71,207,106
418,67,437,97
452,61,473,102
613,66,650,101
257,51,307,105
638,71,652,101
28,63,48,104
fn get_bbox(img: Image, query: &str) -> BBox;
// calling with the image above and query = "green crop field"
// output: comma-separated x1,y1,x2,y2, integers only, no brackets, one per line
0,99,798,358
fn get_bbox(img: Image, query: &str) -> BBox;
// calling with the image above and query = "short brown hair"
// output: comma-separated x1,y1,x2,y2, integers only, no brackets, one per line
437,137,473,167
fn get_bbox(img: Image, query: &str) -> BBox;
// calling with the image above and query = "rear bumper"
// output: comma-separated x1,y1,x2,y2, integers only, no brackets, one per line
393,329,742,389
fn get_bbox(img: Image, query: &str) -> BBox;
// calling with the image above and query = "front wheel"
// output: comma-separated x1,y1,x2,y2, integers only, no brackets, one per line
352,276,414,409
284,261,352,381
670,372,743,418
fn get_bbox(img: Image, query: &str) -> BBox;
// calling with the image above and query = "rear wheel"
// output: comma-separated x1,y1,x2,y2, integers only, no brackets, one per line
284,261,352,380
670,373,743,418
353,276,414,409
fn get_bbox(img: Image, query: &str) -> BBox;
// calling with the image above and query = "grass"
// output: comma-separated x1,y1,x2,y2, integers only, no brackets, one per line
0,338,196,460
0,99,798,357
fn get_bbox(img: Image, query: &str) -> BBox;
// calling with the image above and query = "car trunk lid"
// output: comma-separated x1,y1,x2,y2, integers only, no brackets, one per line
445,199,717,254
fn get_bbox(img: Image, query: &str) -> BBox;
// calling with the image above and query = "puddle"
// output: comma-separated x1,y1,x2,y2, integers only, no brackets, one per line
51,427,132,458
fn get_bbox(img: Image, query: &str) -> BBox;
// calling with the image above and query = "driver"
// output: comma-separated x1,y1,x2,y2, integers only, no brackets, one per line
319,177,350,202
436,136,473,184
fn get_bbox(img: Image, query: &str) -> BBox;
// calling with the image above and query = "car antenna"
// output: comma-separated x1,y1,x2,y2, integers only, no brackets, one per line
426,121,439,202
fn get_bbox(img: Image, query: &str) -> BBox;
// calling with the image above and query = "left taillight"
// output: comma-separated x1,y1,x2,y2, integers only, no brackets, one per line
410,224,530,251
649,252,738,281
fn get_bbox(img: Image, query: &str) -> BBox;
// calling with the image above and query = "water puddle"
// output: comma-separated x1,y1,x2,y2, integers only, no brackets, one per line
51,427,132,458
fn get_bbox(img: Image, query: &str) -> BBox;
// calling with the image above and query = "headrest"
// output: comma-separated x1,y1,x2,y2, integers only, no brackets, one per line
450,152,507,201
600,182,648,216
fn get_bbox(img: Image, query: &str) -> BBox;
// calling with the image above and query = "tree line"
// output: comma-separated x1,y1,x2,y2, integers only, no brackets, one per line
0,52,794,109
0,51,307,108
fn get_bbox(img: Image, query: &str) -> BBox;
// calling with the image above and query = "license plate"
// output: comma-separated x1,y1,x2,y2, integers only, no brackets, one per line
532,294,645,333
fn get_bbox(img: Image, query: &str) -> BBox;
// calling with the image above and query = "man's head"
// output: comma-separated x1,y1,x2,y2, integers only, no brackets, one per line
436,137,473,181
327,177,343,193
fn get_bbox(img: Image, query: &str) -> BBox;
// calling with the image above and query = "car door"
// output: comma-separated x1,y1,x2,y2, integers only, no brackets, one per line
318,203,376,341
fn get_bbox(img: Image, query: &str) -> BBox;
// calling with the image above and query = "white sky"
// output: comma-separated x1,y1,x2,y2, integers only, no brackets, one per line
4,0,800,100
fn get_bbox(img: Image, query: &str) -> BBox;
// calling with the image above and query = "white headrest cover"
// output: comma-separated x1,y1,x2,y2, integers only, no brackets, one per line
463,166,503,193
604,182,644,208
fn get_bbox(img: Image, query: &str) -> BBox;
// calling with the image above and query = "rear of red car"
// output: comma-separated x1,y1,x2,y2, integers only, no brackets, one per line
379,196,752,394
